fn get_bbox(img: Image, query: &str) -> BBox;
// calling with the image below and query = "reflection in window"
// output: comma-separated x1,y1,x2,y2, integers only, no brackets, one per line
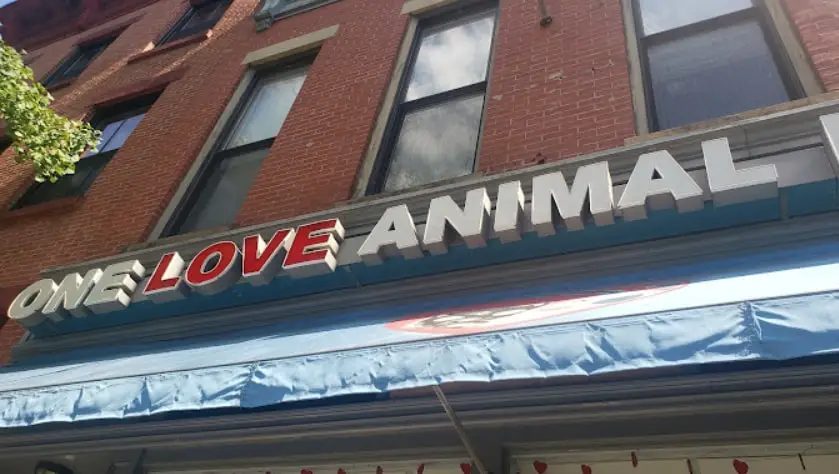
405,14,495,101
634,0,800,131
648,22,790,130
638,0,751,35
223,70,307,149
372,6,497,194
165,62,311,236
385,94,484,191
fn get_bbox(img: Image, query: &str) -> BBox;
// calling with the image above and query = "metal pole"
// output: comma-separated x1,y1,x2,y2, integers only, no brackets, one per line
536,0,553,26
433,386,490,474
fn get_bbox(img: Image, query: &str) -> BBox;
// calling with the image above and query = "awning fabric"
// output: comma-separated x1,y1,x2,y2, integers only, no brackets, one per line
2,258,839,428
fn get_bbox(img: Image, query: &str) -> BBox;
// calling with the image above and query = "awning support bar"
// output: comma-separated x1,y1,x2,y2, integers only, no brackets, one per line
433,385,489,474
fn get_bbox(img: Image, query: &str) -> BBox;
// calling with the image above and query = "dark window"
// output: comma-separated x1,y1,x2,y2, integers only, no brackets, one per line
11,94,158,210
43,36,115,87
257,0,335,22
634,0,802,131
369,4,497,194
165,60,310,236
160,0,229,44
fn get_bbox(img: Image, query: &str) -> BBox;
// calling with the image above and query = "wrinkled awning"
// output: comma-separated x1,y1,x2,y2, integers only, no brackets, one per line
1,256,839,428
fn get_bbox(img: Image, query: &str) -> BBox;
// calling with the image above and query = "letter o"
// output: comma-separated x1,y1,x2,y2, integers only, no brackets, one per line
8,279,58,328
185,241,242,295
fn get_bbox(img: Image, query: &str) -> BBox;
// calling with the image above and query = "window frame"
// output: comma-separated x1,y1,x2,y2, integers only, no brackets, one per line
630,0,805,133
254,0,339,31
10,94,159,210
365,0,499,196
158,0,231,45
162,53,315,237
42,35,116,88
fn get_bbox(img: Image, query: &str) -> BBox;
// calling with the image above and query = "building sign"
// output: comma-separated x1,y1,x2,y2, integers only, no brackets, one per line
7,130,836,328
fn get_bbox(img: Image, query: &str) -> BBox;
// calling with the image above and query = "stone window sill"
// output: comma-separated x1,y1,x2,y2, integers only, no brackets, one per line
626,91,839,146
0,196,83,222
342,172,486,207
45,78,77,93
127,30,212,64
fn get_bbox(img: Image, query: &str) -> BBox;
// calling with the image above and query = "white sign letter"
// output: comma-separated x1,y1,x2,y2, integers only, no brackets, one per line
531,162,614,236
358,205,423,265
494,181,526,243
703,137,778,206
84,260,146,314
43,268,103,319
618,151,704,221
423,188,492,255
7,279,57,328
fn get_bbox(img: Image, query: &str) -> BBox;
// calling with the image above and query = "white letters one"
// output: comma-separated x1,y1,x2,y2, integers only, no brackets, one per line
423,188,492,255
42,268,103,320
358,204,423,265
703,138,778,206
494,181,526,243
84,260,146,314
617,150,704,221
7,279,57,328
531,162,615,236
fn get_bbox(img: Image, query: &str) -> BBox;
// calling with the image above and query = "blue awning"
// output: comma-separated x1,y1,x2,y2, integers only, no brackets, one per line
2,257,839,428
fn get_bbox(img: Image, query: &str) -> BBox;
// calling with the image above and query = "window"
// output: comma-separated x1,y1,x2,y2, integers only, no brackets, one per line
368,8,495,194
12,94,158,209
255,0,336,29
43,35,115,87
369,5,497,194
164,60,310,236
160,0,230,44
633,0,802,131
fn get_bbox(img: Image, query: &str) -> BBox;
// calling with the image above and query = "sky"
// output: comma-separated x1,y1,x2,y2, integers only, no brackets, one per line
0,0,15,7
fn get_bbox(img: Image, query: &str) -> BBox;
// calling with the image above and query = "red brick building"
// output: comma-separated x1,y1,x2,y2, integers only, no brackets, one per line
2,0,839,472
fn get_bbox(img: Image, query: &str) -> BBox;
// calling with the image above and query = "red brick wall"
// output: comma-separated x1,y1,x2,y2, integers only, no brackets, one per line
235,0,410,225
478,0,636,174
1,0,839,363
784,0,839,91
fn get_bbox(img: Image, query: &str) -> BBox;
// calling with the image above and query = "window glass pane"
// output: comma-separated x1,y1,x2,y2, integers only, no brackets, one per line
101,114,145,152
647,20,790,131
181,1,226,30
223,68,308,149
95,120,122,152
639,0,752,36
57,55,88,81
54,40,111,82
384,93,484,192
405,11,495,102
177,148,269,233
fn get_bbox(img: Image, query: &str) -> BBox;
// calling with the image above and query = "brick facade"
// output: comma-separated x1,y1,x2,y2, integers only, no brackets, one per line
0,0,838,364
784,0,839,91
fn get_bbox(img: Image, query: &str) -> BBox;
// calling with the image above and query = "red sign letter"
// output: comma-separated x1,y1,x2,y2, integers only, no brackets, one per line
283,219,345,278
185,241,242,295
143,252,189,302
242,228,296,286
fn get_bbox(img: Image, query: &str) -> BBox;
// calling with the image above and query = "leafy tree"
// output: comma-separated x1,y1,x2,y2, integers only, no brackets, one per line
0,36,101,183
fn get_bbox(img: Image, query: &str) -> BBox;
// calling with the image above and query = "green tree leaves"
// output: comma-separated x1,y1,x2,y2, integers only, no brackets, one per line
0,40,101,183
